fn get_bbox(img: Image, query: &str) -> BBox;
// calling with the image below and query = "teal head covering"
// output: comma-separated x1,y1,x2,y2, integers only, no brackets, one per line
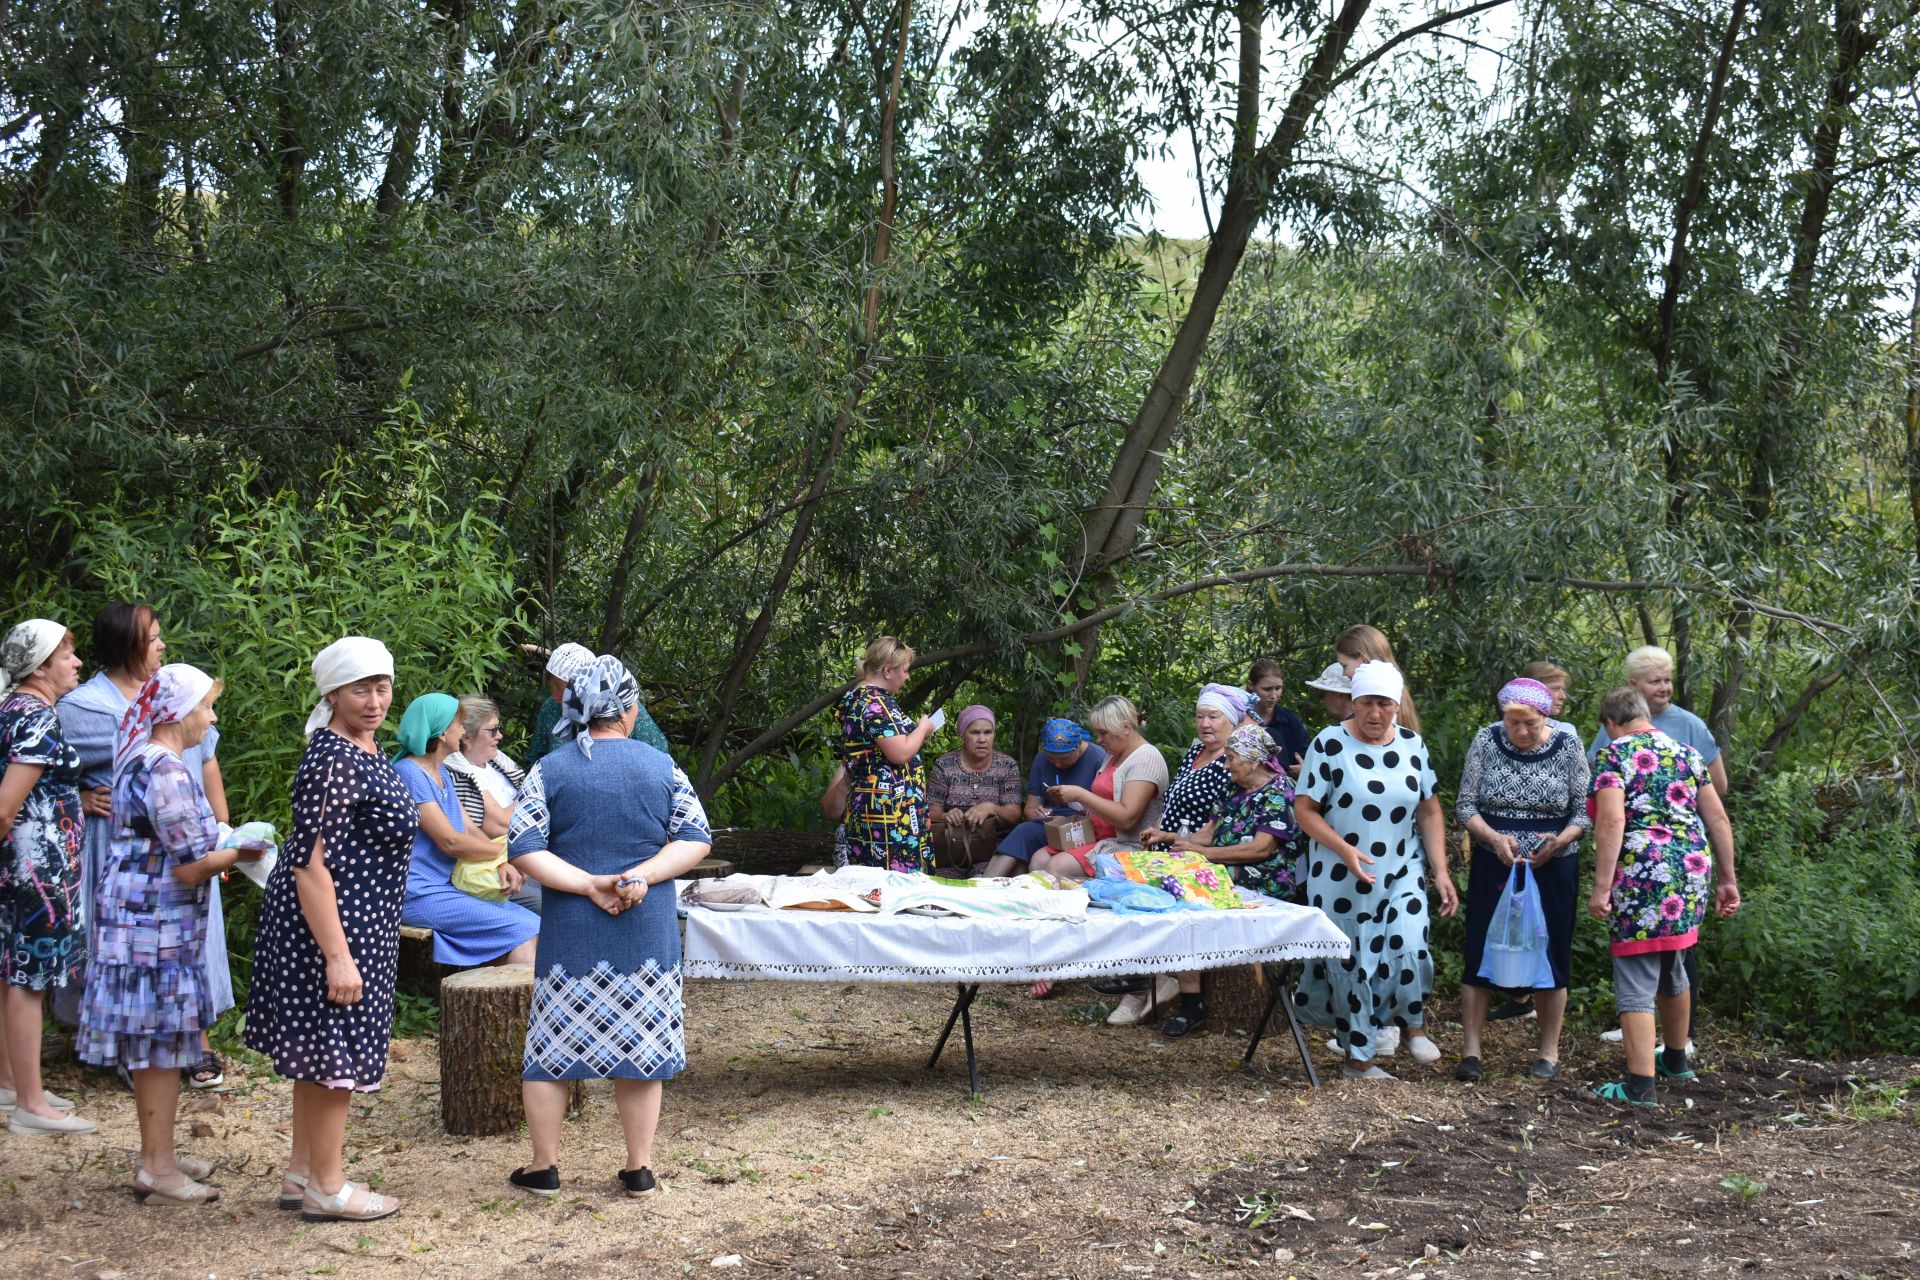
394,691,459,758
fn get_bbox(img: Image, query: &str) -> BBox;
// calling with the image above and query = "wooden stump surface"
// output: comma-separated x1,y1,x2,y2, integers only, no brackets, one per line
684,857,735,880
438,964,584,1135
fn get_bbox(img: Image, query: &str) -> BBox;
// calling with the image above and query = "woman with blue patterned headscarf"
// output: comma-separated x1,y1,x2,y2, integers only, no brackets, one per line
395,690,539,969
981,716,1109,878
506,653,711,1199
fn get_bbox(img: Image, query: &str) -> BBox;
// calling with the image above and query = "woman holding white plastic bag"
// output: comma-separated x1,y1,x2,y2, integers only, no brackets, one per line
1452,677,1590,1083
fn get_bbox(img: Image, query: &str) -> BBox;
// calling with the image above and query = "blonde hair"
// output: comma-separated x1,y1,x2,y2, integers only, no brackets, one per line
1087,695,1143,738
1520,659,1568,691
1624,645,1674,681
858,636,916,679
1334,624,1421,733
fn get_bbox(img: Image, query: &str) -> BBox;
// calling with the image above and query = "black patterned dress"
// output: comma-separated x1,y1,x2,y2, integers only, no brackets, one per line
244,728,418,1089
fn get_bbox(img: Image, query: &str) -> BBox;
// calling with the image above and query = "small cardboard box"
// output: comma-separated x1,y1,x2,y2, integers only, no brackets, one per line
1044,813,1095,850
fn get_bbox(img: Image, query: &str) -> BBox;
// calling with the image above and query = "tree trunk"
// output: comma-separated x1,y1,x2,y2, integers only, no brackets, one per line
438,964,585,1136
1905,270,1919,569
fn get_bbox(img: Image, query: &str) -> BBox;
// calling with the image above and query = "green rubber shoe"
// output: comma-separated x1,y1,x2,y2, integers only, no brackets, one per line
1594,1081,1661,1108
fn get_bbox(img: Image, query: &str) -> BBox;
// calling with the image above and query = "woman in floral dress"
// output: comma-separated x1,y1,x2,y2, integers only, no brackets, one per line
1142,723,1305,1037
0,619,92,1136
1588,685,1739,1107
837,637,935,873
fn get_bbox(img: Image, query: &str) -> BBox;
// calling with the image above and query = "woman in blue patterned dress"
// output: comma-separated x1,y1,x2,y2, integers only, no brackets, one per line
837,637,935,873
245,637,416,1223
78,664,267,1204
1,619,92,1136
1291,663,1458,1080
393,692,538,967
506,655,712,1198
1142,723,1304,1037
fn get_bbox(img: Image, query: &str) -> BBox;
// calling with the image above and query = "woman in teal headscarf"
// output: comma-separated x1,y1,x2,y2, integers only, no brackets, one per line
394,692,539,967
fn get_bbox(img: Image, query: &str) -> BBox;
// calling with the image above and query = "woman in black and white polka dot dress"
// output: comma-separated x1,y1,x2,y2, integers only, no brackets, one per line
245,638,417,1222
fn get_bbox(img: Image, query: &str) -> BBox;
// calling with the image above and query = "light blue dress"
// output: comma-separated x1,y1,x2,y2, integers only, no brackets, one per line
53,672,230,1025
508,739,710,1082
1291,722,1439,1063
395,757,539,967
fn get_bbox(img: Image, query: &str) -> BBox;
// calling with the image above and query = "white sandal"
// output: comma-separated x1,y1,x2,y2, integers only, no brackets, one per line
139,1153,215,1181
279,1170,308,1211
301,1179,400,1223
133,1167,221,1206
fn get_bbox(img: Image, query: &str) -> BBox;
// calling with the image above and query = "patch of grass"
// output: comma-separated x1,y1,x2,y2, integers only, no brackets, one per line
1719,1173,1767,1205
391,992,439,1038
1842,1078,1918,1123
1064,1001,1113,1026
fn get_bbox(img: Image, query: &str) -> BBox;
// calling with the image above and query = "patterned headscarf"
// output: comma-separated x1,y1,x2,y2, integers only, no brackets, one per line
305,636,395,736
1040,717,1089,753
545,642,595,682
1197,682,1252,723
1497,677,1555,717
0,619,67,699
114,662,216,778
393,692,459,758
1224,722,1282,771
558,654,640,758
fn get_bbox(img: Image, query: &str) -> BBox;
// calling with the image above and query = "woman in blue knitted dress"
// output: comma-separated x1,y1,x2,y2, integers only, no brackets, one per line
505,655,711,1199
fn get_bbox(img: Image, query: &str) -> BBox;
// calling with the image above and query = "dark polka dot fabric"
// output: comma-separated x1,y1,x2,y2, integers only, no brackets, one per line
1157,742,1234,835
1292,723,1438,1062
244,729,418,1089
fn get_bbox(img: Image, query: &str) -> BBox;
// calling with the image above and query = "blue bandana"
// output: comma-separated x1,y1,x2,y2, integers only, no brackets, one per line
1040,717,1089,752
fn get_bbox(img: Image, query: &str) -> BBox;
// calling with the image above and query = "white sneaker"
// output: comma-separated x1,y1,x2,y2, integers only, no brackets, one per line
1600,1026,1624,1043
1340,1064,1396,1081
1107,992,1152,1026
1652,1040,1697,1056
1376,1026,1400,1057
0,1087,75,1115
1405,1033,1441,1064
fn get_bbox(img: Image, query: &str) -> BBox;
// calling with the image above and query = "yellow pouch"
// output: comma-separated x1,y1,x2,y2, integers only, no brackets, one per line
452,837,510,903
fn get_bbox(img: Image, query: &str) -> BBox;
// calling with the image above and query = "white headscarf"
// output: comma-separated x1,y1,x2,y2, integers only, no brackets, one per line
115,662,216,778
545,642,594,682
0,619,67,699
1349,661,1405,704
305,637,396,736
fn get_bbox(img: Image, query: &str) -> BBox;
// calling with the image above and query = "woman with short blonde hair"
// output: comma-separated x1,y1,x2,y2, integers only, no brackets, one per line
837,637,936,872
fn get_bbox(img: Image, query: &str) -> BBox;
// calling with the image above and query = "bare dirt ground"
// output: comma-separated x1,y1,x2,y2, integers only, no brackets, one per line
3,981,1916,1280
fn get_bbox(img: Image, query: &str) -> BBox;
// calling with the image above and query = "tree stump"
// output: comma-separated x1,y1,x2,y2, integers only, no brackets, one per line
1204,963,1281,1038
438,964,585,1135
685,857,735,880
397,926,451,998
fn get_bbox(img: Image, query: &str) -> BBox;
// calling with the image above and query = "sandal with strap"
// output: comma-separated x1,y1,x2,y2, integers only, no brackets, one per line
140,1154,215,1182
132,1167,221,1207
1159,1008,1207,1038
187,1052,226,1090
1593,1081,1661,1108
279,1171,308,1211
301,1179,400,1223
1656,1057,1696,1081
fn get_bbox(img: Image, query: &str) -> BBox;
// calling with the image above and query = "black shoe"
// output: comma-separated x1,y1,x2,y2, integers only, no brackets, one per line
1160,1009,1207,1038
510,1165,559,1196
1526,1059,1560,1080
1488,996,1536,1022
618,1167,657,1198
1090,975,1150,996
1454,1055,1484,1082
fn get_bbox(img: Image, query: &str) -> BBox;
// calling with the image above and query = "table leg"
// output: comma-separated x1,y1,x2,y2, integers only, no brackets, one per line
1241,963,1320,1089
927,982,979,1069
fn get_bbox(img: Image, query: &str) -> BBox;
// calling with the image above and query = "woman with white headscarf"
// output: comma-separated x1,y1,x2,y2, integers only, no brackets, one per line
78,664,267,1203
0,619,93,1135
245,637,416,1222
504,655,711,1199
1292,662,1457,1080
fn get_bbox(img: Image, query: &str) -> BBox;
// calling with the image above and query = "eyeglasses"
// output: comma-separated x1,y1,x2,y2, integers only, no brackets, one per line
481,725,504,737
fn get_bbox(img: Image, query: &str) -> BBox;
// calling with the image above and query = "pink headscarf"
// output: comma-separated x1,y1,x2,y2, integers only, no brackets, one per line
114,662,215,779
1496,677,1555,717
956,705,995,735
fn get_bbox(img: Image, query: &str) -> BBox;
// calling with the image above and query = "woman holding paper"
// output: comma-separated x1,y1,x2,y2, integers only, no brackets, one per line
837,637,937,873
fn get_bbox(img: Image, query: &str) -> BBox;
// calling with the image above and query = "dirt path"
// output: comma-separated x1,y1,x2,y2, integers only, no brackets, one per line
3,981,1915,1279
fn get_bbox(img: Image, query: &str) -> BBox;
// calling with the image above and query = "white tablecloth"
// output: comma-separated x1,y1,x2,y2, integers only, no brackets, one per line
682,901,1350,985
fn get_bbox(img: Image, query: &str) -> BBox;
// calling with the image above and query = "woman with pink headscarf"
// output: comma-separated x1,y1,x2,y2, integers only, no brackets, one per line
924,705,1022,871
1452,677,1591,1083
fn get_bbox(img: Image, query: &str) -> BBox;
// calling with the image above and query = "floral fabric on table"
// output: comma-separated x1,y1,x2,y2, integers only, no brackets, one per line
1590,729,1713,955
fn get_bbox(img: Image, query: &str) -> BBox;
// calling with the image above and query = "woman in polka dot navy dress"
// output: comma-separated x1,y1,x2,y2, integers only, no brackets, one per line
1292,661,1457,1080
245,638,417,1222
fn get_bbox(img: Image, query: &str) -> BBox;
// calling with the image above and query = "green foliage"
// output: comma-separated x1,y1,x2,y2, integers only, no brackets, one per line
1702,773,1920,1056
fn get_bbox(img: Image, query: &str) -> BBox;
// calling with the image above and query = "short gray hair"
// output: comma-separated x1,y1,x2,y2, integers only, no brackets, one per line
1598,685,1650,730
1624,645,1673,681
1087,695,1141,737
456,694,500,739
